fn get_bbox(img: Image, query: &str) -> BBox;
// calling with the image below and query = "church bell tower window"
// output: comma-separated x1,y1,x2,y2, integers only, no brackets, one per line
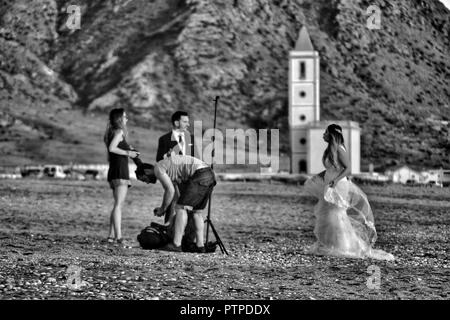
299,61,306,80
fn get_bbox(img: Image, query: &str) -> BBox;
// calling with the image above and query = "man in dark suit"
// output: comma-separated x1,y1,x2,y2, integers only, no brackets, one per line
156,111,201,251
156,111,198,161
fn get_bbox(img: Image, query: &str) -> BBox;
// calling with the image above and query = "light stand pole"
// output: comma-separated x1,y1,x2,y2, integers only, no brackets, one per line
205,96,229,255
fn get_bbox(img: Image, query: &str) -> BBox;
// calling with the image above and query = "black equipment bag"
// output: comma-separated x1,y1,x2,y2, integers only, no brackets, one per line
137,222,170,249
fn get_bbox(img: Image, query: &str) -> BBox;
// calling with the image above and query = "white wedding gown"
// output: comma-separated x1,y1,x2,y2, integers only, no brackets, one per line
304,154,394,261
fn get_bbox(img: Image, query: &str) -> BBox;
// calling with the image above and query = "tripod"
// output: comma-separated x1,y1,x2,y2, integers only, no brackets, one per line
205,96,229,255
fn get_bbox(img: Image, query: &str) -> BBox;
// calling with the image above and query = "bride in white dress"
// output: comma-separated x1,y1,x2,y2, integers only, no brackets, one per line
304,124,394,261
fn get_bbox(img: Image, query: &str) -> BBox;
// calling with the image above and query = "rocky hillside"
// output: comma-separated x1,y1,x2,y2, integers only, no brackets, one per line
0,0,449,169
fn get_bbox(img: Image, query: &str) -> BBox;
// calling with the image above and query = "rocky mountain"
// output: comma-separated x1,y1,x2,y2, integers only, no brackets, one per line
0,0,449,169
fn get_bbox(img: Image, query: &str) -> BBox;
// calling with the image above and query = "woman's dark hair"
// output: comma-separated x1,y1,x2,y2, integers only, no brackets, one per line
104,108,127,152
322,124,345,168
171,111,188,126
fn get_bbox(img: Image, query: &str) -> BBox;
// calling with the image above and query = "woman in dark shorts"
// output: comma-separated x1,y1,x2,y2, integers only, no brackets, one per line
103,108,139,246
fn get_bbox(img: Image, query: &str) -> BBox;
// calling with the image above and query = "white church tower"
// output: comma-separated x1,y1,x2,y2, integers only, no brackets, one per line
289,26,320,173
289,26,361,174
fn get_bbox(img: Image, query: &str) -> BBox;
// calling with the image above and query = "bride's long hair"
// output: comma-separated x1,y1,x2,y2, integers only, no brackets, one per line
322,124,345,169
104,108,127,155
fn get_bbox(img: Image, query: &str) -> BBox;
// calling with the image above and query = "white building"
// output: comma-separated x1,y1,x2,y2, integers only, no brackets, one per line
420,169,443,186
289,27,360,174
385,165,444,186
385,165,421,184
353,171,390,183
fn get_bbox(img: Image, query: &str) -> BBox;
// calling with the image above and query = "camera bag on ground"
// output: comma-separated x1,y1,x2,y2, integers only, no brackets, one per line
137,222,217,253
137,222,170,249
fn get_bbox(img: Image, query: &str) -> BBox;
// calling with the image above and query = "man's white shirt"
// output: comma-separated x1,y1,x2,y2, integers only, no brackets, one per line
171,130,186,156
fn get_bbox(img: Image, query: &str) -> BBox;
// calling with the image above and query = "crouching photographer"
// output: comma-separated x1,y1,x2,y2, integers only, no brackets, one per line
135,154,216,253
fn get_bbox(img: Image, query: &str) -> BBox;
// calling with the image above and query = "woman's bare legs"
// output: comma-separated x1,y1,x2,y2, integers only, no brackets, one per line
108,211,114,239
108,188,115,238
108,185,128,240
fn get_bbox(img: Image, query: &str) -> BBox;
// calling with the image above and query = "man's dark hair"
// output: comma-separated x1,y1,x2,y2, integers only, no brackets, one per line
135,162,157,184
171,111,189,126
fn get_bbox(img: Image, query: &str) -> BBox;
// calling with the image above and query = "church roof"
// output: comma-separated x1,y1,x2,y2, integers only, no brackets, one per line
295,26,314,51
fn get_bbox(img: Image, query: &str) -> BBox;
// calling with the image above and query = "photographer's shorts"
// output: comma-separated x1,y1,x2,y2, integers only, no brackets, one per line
177,167,216,211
